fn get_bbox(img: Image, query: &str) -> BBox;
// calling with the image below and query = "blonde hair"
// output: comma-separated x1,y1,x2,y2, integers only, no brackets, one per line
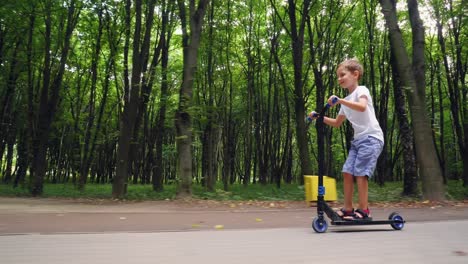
338,59,363,80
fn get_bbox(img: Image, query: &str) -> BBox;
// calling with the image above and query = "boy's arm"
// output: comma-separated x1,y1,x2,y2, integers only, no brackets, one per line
337,96,368,112
323,114,346,128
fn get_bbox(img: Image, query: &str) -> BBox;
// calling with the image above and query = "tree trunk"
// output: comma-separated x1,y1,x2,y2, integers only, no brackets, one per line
379,0,444,200
293,0,313,180
129,0,158,185
391,52,418,196
271,26,293,185
31,0,79,196
284,0,313,180
428,58,446,182
20,6,36,188
152,1,172,191
113,0,145,198
0,38,21,183
175,0,210,198
78,5,104,190
221,0,234,191
14,128,28,187
201,1,217,191
434,5,467,187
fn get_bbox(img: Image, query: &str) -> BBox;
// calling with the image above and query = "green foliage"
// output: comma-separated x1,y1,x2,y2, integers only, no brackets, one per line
446,180,468,200
366,181,418,202
193,183,305,201
0,0,465,197
0,180,466,201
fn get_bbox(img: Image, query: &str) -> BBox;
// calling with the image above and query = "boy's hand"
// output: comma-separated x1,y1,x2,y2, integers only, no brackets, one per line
327,95,340,107
306,111,319,122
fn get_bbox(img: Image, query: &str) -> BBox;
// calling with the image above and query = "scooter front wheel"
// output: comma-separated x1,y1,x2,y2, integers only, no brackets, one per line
389,212,405,230
312,216,328,233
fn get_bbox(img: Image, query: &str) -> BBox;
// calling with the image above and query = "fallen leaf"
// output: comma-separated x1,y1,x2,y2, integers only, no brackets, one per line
453,251,467,256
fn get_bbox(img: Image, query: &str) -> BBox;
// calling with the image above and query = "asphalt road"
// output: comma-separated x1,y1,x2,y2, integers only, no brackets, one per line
1,197,468,234
1,221,468,264
1,197,468,263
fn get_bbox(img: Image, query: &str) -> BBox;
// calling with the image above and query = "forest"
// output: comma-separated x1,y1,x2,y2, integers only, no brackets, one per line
0,0,466,201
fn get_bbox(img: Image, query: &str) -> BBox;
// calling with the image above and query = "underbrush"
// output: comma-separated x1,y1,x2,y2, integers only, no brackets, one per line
0,180,466,202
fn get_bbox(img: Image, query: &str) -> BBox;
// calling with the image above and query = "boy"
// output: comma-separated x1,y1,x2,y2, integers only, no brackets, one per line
308,59,384,220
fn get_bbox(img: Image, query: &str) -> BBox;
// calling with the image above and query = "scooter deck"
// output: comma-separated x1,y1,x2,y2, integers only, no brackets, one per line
331,219,404,226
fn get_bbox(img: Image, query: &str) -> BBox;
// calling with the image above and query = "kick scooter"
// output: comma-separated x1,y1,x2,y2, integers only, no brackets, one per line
307,98,405,233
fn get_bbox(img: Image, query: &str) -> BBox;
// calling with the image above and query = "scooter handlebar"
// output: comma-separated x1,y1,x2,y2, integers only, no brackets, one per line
306,97,339,124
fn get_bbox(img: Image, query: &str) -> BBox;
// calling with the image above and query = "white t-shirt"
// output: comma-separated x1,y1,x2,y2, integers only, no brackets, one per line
338,86,384,143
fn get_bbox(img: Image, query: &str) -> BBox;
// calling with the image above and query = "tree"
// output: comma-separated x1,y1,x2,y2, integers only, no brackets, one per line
379,0,444,200
199,0,220,191
0,0,465,199
78,3,104,191
270,0,313,181
432,0,467,187
175,0,210,198
220,0,236,190
113,0,145,198
113,0,161,198
30,0,81,196
306,0,354,178
151,0,174,192
391,52,418,196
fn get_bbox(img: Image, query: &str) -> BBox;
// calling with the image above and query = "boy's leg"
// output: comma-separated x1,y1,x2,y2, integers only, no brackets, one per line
339,140,357,218
352,136,383,218
336,172,355,218
355,176,368,212
343,172,354,211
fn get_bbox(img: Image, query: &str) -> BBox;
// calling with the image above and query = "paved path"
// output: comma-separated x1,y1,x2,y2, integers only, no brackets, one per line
1,221,468,264
1,197,468,234
1,197,468,263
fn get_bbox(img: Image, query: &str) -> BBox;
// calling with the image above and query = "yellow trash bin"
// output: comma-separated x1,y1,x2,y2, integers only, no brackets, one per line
304,175,337,205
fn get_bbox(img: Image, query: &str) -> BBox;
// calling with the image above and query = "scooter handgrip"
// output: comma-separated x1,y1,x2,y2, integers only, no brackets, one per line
325,97,339,108
305,112,318,123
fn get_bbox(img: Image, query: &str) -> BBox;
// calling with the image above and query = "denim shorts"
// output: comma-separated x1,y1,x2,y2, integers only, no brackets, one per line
342,136,384,178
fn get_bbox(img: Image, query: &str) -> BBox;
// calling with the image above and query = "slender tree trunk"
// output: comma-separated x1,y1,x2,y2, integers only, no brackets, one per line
434,5,467,187
288,0,313,179
271,0,313,181
221,0,234,191
129,0,158,185
271,29,292,184
0,38,21,183
201,0,217,191
78,6,104,190
428,57,446,182
175,0,210,198
390,52,418,196
113,0,145,198
14,128,28,187
21,6,36,188
31,1,79,196
152,0,172,192
435,62,447,178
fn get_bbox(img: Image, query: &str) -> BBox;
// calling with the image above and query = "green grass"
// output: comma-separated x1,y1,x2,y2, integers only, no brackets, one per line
193,183,305,201
0,180,466,201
